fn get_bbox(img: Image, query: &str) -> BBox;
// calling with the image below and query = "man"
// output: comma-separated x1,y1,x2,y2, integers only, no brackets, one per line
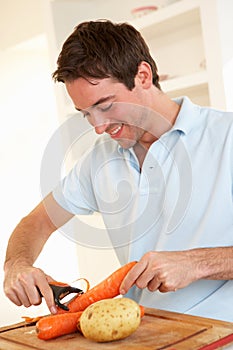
4,20,233,321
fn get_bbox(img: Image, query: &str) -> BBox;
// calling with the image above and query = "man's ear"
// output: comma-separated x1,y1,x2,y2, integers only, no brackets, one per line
136,61,153,89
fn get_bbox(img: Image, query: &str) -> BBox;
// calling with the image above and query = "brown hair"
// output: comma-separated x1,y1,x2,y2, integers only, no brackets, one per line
52,19,160,90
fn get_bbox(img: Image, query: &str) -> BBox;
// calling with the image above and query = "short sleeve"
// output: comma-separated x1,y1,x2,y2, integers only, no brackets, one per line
52,151,97,215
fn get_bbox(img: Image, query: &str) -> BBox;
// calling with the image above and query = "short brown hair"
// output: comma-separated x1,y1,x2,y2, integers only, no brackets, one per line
52,19,160,90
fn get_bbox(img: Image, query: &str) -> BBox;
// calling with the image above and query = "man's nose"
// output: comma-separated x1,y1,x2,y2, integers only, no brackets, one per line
89,112,110,135
94,122,110,134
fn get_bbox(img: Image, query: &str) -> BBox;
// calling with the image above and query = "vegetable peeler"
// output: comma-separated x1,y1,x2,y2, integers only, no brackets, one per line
38,282,83,311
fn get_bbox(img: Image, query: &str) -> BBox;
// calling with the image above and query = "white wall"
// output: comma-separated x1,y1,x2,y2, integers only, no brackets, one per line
0,0,44,50
0,35,80,326
0,3,120,327
0,0,120,328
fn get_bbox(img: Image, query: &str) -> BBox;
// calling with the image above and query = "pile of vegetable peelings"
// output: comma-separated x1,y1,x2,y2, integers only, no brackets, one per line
23,261,145,342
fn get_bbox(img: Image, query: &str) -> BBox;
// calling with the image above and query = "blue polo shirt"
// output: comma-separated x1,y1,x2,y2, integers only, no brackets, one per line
53,96,233,321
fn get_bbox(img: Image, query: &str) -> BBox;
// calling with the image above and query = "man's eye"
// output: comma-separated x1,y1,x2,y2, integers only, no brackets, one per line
82,111,90,118
98,103,112,112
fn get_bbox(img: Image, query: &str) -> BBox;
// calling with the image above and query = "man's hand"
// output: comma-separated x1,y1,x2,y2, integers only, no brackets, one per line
4,264,57,314
120,250,201,294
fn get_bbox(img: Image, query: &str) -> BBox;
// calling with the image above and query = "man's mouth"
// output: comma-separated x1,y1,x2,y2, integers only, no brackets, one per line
108,124,123,138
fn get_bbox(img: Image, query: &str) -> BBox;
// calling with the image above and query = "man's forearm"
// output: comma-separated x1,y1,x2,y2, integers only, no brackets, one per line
189,246,233,281
4,214,55,272
4,193,74,272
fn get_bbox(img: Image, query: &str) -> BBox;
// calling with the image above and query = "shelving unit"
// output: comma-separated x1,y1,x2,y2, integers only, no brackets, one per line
128,0,233,110
160,71,209,105
129,0,200,32
127,0,210,106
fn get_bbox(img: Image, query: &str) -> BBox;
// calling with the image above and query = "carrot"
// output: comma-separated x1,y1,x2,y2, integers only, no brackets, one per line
62,261,137,313
36,312,82,340
37,302,144,340
139,305,145,317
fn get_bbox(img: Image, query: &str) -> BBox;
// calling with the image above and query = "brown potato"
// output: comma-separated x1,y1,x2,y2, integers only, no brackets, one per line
79,297,141,342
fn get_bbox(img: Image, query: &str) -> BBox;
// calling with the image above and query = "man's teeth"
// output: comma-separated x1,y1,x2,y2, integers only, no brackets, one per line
110,125,122,135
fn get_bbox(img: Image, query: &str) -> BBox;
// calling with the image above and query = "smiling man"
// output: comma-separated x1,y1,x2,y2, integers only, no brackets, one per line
4,20,233,321
67,74,178,154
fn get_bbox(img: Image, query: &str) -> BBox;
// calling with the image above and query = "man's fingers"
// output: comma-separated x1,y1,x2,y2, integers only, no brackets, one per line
24,285,42,306
4,278,32,307
14,284,31,307
4,285,23,306
36,282,57,314
120,260,147,294
18,270,44,306
147,278,162,292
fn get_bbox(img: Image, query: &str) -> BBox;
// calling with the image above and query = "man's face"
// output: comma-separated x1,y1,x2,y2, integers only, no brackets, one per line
65,77,154,149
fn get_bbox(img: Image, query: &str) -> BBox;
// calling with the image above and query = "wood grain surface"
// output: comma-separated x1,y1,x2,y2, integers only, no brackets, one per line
0,308,233,349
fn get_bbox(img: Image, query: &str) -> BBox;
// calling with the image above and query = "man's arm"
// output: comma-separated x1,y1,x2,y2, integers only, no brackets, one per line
4,192,74,314
120,247,233,295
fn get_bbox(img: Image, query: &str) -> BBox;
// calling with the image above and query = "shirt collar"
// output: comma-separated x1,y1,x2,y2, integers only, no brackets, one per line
117,96,200,155
171,96,201,135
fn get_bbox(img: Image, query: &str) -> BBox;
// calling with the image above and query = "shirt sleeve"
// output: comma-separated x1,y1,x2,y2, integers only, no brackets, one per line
52,151,97,215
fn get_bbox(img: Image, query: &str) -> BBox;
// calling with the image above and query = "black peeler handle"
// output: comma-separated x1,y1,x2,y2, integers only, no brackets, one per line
37,283,83,311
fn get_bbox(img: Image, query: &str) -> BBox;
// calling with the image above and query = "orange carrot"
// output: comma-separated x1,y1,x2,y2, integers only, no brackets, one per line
36,312,82,340
37,303,144,340
62,261,137,313
139,305,145,318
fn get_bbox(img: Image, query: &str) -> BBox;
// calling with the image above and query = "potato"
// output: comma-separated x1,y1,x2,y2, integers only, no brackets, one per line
79,297,141,342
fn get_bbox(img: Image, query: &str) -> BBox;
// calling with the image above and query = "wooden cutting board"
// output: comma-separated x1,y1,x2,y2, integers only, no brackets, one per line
0,308,233,350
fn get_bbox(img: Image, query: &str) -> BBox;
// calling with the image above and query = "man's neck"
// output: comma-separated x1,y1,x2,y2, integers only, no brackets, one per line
133,142,149,169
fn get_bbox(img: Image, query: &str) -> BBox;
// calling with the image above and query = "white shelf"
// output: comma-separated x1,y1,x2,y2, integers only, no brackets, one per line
129,0,200,35
160,70,207,94
128,0,206,104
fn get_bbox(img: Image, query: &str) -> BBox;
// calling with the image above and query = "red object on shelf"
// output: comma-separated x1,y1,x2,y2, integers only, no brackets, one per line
131,6,158,18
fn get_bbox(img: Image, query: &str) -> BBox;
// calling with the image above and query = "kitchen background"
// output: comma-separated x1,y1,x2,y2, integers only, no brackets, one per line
0,0,232,327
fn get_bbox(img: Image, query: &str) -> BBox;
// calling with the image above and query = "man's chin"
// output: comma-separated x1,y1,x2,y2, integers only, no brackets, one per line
116,139,136,149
